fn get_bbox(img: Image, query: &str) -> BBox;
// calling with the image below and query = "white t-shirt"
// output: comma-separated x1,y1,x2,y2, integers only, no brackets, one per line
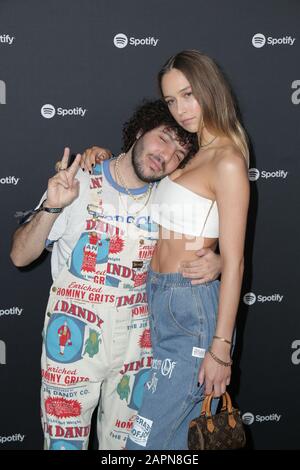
35,160,158,281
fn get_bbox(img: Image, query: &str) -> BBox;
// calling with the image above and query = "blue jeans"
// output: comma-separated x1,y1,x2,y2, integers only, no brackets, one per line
127,267,220,450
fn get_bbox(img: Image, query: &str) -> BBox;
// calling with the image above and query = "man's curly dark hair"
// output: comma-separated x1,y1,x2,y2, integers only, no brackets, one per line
122,99,199,168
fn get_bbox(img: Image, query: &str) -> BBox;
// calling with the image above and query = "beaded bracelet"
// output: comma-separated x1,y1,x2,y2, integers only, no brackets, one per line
207,346,233,367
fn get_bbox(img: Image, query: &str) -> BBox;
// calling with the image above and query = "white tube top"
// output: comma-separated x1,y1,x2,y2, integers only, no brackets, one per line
151,176,219,237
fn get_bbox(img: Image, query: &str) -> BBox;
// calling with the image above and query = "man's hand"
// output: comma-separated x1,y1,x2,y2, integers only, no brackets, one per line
80,146,112,173
47,148,81,209
179,248,222,285
10,147,81,267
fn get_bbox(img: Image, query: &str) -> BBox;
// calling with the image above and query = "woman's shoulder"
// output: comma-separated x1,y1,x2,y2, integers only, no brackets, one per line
213,142,247,175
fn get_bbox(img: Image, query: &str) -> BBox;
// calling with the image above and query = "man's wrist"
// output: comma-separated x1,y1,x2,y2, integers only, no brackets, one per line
42,206,63,214
39,199,63,214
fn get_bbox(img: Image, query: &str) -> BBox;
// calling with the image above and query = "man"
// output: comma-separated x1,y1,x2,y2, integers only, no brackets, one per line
10,100,221,450
58,321,72,356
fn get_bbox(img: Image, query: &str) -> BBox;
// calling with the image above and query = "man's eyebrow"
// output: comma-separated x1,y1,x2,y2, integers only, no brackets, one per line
163,128,188,150
162,128,188,156
162,128,177,140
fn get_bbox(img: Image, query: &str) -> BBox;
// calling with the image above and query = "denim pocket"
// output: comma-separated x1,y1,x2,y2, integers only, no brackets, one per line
168,286,205,336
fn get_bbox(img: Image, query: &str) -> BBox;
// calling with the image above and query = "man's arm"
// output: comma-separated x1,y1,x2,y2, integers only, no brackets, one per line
10,148,81,267
10,210,61,267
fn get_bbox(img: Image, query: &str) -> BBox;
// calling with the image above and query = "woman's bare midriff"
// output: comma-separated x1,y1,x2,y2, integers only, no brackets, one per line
150,145,225,273
151,226,218,273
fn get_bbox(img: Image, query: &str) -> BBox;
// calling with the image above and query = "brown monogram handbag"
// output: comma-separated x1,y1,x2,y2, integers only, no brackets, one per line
188,392,246,450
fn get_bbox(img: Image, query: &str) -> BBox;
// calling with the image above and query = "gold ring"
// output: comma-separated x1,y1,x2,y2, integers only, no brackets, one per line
55,161,67,172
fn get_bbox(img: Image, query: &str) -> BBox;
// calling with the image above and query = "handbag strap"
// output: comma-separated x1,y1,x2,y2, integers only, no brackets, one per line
200,392,237,433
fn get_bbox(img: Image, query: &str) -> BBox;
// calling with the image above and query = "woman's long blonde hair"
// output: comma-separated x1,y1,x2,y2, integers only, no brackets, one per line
158,50,249,165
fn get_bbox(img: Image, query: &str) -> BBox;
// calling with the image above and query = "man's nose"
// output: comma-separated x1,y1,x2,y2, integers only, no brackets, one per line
160,143,176,163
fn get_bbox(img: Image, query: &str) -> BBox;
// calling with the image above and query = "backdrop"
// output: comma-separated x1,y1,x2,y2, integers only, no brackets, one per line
0,0,299,450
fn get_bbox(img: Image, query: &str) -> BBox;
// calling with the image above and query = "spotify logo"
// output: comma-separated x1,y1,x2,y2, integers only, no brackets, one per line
41,104,56,119
243,292,284,305
113,33,159,48
248,168,288,181
41,104,87,119
242,413,255,425
248,168,260,181
252,33,295,48
252,33,266,48
243,292,256,305
113,33,128,49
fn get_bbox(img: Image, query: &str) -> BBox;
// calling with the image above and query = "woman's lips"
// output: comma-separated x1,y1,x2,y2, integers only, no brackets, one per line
181,117,195,126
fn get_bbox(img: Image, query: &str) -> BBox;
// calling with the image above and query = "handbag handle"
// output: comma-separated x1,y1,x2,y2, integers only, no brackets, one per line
200,392,237,433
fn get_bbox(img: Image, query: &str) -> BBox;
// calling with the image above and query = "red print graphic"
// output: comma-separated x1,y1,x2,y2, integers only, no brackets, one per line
45,397,81,418
58,321,72,355
90,176,103,189
134,272,147,287
109,235,125,254
81,232,98,273
139,329,152,349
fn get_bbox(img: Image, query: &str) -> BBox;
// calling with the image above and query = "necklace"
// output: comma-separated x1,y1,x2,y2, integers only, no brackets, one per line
115,153,153,202
114,153,154,215
200,136,217,148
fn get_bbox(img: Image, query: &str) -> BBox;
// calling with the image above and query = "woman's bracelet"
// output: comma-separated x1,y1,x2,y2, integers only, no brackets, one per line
213,335,232,345
207,346,232,367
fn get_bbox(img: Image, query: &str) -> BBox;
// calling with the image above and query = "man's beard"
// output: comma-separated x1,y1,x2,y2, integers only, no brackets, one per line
132,138,165,183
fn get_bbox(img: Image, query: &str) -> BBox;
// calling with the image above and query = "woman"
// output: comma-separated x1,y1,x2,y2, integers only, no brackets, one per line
84,50,249,450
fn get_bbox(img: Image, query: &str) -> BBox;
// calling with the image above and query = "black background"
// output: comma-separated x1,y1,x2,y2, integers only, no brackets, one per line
0,0,299,450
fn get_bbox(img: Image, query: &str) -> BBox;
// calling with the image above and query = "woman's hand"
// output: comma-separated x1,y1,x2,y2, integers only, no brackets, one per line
80,146,113,173
199,340,231,397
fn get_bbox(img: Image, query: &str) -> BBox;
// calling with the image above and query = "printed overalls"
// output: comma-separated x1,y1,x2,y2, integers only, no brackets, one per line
40,163,158,450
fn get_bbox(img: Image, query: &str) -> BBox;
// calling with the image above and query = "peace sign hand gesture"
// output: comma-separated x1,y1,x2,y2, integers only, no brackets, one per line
46,147,81,209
